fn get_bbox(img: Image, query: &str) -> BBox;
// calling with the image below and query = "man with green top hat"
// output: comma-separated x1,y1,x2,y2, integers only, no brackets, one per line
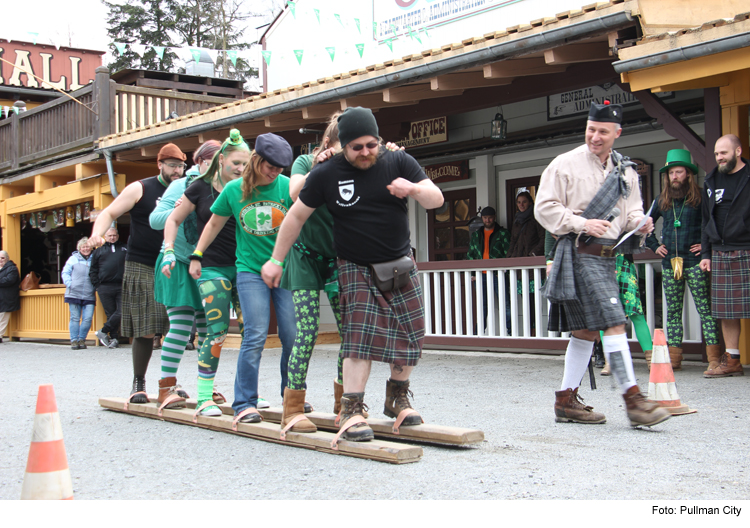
647,149,720,373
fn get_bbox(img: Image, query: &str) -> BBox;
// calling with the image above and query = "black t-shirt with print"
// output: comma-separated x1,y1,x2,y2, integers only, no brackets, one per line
299,149,427,265
184,178,237,269
713,164,748,239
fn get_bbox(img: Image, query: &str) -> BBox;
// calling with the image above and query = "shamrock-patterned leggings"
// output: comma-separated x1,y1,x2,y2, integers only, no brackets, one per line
287,289,343,390
196,277,243,404
662,263,718,347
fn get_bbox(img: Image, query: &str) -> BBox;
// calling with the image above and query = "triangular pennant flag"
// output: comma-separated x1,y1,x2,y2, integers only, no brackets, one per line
355,43,364,58
227,50,238,66
131,43,147,57
2,107,8,118
206,48,219,65
27,32,39,45
293,49,304,65
408,27,421,44
385,39,393,52
326,46,335,62
334,14,343,27
114,42,127,55
390,24,398,37
171,47,193,63
261,50,272,66
373,22,377,36
354,18,361,34
152,46,165,59
313,8,320,23
189,48,201,62
288,1,296,18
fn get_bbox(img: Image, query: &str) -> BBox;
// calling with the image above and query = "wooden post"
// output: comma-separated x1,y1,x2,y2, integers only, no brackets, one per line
703,87,721,173
9,112,19,170
93,67,111,142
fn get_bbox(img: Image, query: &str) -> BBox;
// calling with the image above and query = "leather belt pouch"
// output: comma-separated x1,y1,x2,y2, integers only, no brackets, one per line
369,255,414,291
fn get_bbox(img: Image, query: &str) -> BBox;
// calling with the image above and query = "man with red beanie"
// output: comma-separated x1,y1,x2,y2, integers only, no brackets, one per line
90,143,186,403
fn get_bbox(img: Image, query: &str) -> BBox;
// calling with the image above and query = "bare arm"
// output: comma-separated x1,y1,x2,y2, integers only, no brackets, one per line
90,182,143,247
260,199,316,287
189,213,230,279
289,172,308,202
164,195,196,249
387,178,444,209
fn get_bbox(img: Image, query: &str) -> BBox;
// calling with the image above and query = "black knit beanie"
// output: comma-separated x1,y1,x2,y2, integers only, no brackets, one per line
337,107,379,146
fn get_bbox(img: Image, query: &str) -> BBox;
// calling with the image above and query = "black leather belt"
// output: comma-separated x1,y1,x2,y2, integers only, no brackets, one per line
577,241,615,258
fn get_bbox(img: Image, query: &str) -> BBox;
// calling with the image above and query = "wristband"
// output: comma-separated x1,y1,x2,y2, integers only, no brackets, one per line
269,257,284,267
164,248,175,254
546,260,553,266
189,252,203,261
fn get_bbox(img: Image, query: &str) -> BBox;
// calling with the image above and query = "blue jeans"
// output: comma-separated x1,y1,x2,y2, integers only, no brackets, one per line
233,271,295,414
69,303,95,342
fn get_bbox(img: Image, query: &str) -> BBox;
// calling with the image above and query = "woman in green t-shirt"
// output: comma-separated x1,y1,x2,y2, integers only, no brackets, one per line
163,130,250,417
190,133,298,427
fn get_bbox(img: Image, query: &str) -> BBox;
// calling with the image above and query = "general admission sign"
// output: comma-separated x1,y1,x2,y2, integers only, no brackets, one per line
547,83,673,120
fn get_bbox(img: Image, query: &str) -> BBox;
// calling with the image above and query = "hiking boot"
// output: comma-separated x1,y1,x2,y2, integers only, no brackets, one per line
339,393,374,442
78,340,88,349
669,347,683,371
554,388,606,424
704,344,723,375
71,341,79,350
96,330,111,347
129,376,148,404
158,376,187,409
623,386,671,427
280,388,317,433
333,380,344,414
704,353,744,378
593,340,605,368
384,379,422,426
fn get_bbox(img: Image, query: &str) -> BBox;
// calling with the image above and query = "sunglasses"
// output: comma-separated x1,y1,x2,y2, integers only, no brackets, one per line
164,162,187,170
348,141,379,152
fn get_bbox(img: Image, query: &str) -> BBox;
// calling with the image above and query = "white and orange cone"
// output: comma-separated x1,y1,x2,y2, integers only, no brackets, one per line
20,384,74,499
648,330,696,416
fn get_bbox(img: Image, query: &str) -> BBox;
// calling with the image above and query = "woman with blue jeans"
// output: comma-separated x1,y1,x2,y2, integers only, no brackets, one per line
62,237,96,349
190,133,296,424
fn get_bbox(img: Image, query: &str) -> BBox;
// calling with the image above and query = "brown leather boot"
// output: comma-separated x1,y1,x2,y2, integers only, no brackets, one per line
384,379,423,426
704,344,723,375
668,346,683,371
280,387,317,433
644,349,652,371
554,388,606,424
623,386,670,427
704,353,744,378
158,377,186,409
601,358,611,376
339,393,374,442
333,380,343,414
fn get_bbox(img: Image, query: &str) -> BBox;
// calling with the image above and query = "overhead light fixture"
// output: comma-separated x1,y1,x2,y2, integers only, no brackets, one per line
491,112,507,140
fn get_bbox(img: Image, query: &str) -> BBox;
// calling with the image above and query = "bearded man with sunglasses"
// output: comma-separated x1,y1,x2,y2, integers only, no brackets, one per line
90,143,185,403
262,107,444,441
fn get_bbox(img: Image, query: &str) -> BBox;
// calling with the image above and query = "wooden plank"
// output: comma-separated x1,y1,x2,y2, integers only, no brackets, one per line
544,42,612,65
430,72,515,91
181,400,484,447
99,397,422,464
484,58,568,78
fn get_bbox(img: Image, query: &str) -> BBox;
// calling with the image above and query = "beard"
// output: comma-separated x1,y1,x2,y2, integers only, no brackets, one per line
718,155,737,174
668,179,689,200
345,152,379,171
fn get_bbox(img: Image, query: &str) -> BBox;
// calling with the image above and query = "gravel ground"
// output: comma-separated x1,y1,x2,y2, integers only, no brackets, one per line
2,340,749,501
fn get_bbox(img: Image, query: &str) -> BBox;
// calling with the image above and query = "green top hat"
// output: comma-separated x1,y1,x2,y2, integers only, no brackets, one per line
659,149,698,175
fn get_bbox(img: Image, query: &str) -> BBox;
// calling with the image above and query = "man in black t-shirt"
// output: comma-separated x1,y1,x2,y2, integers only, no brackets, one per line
700,134,749,378
262,107,444,442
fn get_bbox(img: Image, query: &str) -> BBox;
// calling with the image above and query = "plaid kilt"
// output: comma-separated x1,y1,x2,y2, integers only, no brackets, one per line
711,250,750,319
120,260,169,338
547,253,627,333
616,255,643,317
337,259,424,366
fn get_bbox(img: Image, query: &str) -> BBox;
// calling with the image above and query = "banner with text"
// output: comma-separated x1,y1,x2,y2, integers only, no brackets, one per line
395,116,448,148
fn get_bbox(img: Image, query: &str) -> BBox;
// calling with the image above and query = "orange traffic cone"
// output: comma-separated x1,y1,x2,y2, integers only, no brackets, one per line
20,384,74,499
648,330,696,416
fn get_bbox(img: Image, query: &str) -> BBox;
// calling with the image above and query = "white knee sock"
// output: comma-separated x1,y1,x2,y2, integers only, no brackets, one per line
602,333,637,393
560,337,595,390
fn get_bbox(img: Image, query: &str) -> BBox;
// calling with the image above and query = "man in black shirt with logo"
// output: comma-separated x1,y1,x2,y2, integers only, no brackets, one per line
262,107,443,442
700,134,749,378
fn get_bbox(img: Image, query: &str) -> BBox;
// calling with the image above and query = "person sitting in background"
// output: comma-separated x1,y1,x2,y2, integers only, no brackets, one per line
0,251,20,343
63,238,96,350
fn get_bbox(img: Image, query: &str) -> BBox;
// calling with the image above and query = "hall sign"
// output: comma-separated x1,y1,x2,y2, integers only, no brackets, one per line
424,160,469,183
547,83,673,120
395,116,448,148
0,40,103,92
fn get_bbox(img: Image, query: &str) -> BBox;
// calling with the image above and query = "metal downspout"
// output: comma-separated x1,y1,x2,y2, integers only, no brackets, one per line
104,151,118,198
97,10,634,156
613,31,750,73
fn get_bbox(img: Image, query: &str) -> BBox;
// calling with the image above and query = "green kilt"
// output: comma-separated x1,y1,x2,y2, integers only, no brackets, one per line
154,253,202,310
616,255,643,317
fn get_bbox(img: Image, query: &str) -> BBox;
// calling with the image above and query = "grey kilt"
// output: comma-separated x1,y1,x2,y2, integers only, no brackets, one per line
120,260,169,338
547,253,627,332
711,249,750,319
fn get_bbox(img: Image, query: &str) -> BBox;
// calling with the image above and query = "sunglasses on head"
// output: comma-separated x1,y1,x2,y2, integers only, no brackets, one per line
348,141,379,152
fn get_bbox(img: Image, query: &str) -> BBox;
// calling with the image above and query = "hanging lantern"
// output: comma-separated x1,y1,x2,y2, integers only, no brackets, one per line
29,213,37,228
75,204,82,223
83,202,91,220
66,206,75,227
490,113,507,140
